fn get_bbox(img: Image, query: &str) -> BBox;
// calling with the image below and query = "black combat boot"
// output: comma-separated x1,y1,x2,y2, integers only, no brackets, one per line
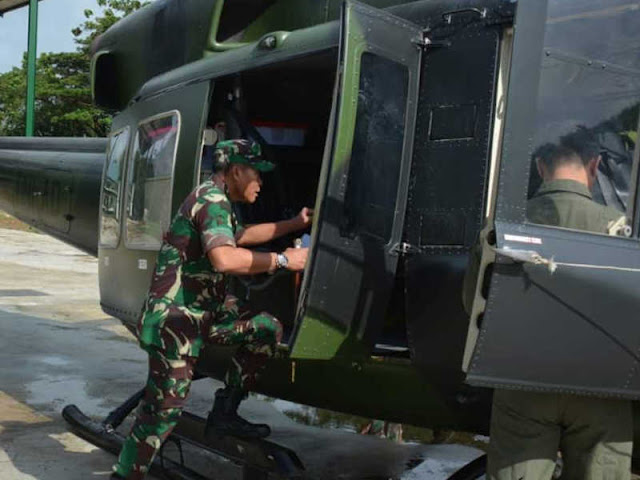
205,387,271,439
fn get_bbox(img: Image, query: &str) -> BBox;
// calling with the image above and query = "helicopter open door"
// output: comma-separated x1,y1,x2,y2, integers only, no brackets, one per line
290,0,422,360
463,0,640,398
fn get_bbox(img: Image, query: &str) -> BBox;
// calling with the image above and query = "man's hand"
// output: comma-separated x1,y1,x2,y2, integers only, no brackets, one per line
293,207,314,231
235,207,314,247
283,247,308,271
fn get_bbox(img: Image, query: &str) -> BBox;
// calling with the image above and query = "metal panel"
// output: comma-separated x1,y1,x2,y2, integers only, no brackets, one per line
291,0,422,360
468,221,640,398
39,169,73,233
404,25,500,375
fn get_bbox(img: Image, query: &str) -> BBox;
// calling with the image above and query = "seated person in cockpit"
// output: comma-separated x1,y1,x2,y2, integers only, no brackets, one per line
528,127,628,235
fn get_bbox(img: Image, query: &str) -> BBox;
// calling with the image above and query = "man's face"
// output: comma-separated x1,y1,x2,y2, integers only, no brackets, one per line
230,164,262,203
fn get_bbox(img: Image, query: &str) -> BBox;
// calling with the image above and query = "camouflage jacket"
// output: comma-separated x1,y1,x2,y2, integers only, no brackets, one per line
137,175,241,352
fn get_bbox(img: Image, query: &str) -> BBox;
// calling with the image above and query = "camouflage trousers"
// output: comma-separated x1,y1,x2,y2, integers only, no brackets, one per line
113,295,282,480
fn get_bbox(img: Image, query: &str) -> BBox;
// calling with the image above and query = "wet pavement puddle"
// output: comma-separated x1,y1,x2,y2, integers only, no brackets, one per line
26,376,111,418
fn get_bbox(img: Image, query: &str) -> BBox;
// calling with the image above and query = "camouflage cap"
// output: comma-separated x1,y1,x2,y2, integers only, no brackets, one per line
215,139,275,172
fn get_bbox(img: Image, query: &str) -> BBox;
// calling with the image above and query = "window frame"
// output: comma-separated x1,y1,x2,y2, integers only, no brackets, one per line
99,126,131,249
489,0,640,244
523,47,640,237
124,109,182,251
341,50,410,244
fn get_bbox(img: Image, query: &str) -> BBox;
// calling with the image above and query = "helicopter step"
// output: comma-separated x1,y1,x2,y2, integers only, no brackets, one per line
62,387,305,480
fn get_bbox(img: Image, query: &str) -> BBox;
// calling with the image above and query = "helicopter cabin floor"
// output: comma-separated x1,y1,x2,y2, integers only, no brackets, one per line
0,225,498,479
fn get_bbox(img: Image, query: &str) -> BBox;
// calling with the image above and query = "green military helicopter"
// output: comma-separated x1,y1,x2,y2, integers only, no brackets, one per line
2,0,640,477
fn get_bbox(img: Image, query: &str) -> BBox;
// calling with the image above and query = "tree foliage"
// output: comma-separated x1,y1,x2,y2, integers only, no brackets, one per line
72,0,145,55
0,0,145,137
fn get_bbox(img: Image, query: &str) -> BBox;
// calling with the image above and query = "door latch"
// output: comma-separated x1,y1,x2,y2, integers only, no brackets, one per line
412,34,450,50
391,242,420,256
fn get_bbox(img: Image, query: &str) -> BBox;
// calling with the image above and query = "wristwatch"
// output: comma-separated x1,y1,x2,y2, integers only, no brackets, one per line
276,253,289,270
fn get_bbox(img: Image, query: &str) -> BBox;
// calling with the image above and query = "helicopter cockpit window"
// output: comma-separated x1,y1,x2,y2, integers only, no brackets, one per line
125,112,180,250
343,53,408,241
100,127,130,248
526,1,640,236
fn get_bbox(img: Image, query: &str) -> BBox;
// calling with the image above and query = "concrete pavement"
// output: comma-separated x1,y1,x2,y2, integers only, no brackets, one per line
0,228,484,480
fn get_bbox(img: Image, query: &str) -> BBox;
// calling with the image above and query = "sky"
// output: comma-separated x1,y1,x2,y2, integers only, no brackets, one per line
0,0,102,73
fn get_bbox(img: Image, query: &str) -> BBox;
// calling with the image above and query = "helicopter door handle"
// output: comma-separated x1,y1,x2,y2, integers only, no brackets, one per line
443,8,487,24
413,35,450,50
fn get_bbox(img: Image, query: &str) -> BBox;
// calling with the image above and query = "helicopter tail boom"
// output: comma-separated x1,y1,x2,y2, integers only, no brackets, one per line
0,137,106,256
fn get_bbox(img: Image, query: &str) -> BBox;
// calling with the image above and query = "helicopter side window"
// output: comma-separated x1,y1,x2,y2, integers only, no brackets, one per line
125,112,181,250
342,53,408,241
526,1,640,236
100,127,130,248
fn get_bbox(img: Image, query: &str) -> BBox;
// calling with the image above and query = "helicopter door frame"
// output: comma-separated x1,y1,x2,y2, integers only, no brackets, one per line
463,0,640,399
290,0,422,360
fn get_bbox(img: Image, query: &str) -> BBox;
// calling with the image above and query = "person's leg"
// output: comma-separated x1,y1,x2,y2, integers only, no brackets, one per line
488,389,561,480
204,295,282,438
209,294,283,390
112,348,196,480
559,397,631,480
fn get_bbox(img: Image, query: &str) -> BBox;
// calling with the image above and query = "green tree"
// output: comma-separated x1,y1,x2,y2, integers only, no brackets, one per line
0,66,26,136
72,0,145,55
0,52,110,136
0,0,145,137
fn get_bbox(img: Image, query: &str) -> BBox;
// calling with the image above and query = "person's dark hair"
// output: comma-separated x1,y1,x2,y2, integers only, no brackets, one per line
532,142,559,166
559,126,600,165
535,126,600,172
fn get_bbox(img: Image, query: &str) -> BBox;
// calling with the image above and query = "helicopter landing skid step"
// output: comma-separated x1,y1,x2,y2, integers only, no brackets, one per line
62,399,305,480
446,453,486,480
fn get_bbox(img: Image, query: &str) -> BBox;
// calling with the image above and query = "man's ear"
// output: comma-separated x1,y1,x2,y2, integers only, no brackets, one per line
589,155,601,177
535,158,547,180
536,157,552,182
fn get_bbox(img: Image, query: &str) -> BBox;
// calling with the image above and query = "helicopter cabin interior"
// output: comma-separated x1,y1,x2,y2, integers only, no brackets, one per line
195,47,417,355
201,49,339,344
189,8,502,364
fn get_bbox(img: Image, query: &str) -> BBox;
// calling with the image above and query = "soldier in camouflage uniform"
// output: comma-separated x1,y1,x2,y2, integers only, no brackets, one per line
112,139,311,480
488,128,632,480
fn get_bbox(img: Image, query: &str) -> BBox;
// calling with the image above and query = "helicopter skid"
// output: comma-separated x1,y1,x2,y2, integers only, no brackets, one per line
62,395,305,480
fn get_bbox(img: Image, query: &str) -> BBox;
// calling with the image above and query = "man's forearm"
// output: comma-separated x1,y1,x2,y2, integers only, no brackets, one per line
235,219,298,246
208,246,277,274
